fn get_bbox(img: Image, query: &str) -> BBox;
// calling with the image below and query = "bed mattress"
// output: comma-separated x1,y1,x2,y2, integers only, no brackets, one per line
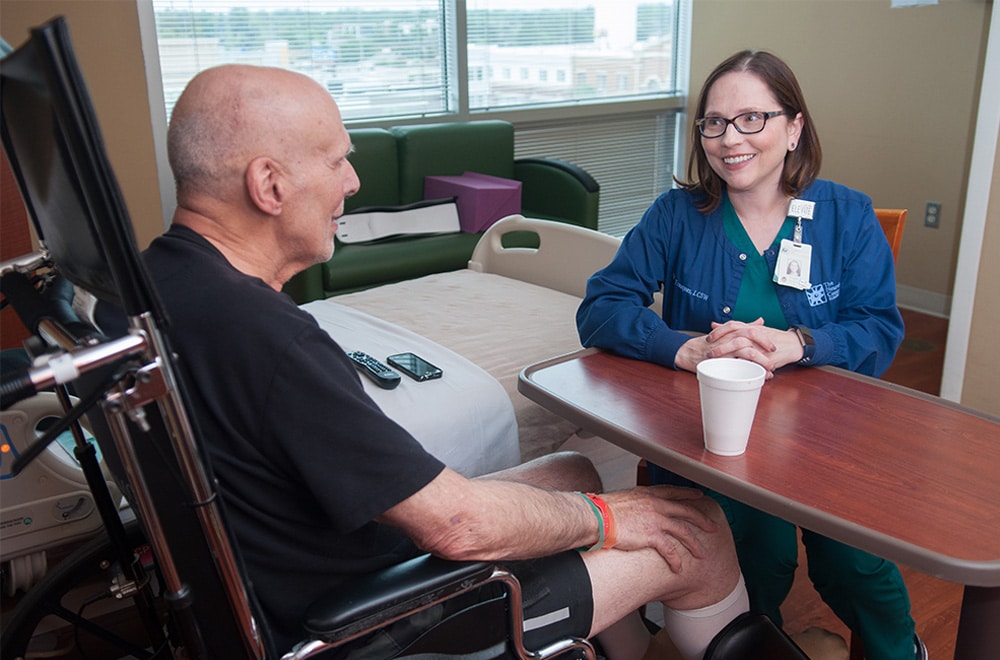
304,269,584,468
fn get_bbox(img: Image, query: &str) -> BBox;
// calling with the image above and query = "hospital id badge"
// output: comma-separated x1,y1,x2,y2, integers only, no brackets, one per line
775,239,812,290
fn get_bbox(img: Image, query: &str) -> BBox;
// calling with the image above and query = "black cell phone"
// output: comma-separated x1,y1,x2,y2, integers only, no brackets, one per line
386,352,443,382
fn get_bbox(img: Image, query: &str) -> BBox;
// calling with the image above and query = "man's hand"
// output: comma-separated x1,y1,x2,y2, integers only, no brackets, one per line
674,318,804,376
602,486,720,573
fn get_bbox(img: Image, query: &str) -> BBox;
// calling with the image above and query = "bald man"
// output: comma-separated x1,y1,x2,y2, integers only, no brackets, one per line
145,64,748,659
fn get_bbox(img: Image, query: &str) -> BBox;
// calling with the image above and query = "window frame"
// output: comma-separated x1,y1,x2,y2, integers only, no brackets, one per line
138,0,692,233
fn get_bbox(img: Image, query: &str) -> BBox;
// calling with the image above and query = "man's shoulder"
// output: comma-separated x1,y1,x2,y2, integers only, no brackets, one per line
144,225,224,275
144,225,313,337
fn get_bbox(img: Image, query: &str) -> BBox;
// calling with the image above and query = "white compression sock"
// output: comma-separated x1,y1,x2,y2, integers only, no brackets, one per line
660,575,749,660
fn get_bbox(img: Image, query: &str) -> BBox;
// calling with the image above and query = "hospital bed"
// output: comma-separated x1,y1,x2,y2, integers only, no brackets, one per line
302,213,622,476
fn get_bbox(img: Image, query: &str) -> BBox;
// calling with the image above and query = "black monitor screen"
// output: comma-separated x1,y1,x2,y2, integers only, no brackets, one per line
0,17,163,320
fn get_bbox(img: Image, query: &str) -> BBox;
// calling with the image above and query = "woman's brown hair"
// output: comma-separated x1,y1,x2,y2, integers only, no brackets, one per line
677,50,822,214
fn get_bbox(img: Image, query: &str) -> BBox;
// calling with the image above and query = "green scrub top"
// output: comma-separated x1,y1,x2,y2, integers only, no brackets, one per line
722,196,794,330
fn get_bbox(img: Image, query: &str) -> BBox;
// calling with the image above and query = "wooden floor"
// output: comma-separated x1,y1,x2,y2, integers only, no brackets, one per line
565,307,959,658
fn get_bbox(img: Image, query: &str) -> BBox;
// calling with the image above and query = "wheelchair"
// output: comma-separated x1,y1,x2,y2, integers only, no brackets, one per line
0,17,807,660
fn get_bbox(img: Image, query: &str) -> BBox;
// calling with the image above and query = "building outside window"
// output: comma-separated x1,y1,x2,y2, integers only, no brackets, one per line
595,71,607,93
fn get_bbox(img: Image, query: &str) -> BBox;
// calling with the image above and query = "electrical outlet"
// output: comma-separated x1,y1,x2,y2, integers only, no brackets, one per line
925,201,941,228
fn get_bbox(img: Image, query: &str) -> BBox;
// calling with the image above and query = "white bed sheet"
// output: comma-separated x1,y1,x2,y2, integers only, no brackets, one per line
303,299,521,477
332,269,585,461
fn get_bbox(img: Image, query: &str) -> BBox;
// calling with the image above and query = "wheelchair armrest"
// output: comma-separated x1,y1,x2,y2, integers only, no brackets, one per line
1,271,101,342
302,554,496,643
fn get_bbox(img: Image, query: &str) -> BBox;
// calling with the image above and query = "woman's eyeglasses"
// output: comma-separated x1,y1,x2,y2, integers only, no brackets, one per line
695,111,788,138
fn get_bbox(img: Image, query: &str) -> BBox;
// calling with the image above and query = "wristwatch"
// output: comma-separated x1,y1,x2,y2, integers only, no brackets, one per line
794,326,815,364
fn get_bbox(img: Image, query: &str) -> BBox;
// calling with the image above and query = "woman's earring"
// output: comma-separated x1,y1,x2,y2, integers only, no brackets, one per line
789,142,797,151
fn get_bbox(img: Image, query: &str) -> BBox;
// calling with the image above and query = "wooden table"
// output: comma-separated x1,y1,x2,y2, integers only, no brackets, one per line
518,348,1000,657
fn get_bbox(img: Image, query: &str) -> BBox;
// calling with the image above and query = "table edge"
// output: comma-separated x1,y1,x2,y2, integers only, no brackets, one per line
517,348,1000,587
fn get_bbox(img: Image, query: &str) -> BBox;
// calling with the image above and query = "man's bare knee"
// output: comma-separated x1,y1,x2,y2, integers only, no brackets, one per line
698,495,728,528
482,450,602,492
665,498,741,610
533,450,603,492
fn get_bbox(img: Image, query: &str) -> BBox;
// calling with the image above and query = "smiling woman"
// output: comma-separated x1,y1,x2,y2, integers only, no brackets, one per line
575,49,922,658
699,72,802,228
681,51,820,220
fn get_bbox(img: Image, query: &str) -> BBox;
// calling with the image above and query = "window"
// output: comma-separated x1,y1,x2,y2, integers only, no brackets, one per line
144,0,691,235
151,0,452,123
466,0,679,111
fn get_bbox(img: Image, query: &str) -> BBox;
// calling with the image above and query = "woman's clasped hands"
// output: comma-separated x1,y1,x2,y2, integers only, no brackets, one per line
673,317,805,377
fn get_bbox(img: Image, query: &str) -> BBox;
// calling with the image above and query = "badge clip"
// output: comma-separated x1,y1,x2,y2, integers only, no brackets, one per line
788,198,815,245
778,198,815,289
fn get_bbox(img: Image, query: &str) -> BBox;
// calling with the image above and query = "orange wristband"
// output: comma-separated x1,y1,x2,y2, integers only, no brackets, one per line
583,493,617,550
576,491,604,551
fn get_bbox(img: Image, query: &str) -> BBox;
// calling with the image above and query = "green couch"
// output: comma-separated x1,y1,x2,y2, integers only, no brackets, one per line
283,120,599,303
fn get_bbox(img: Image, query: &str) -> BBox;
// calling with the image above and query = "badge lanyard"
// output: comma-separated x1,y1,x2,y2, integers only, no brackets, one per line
775,198,814,291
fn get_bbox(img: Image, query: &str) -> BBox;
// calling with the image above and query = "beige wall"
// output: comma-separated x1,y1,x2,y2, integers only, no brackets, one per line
690,0,990,306
1,0,163,249
961,133,1000,415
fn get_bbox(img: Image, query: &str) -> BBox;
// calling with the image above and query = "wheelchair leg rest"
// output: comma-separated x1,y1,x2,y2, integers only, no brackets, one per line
703,611,810,660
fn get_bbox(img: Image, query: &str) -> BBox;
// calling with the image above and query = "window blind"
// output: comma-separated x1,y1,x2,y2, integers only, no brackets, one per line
152,0,451,122
514,112,678,237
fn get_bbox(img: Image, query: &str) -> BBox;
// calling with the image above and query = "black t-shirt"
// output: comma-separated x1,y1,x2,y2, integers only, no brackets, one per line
143,225,446,649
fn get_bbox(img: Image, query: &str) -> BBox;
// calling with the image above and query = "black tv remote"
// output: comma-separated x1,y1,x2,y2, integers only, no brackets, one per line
346,351,401,390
